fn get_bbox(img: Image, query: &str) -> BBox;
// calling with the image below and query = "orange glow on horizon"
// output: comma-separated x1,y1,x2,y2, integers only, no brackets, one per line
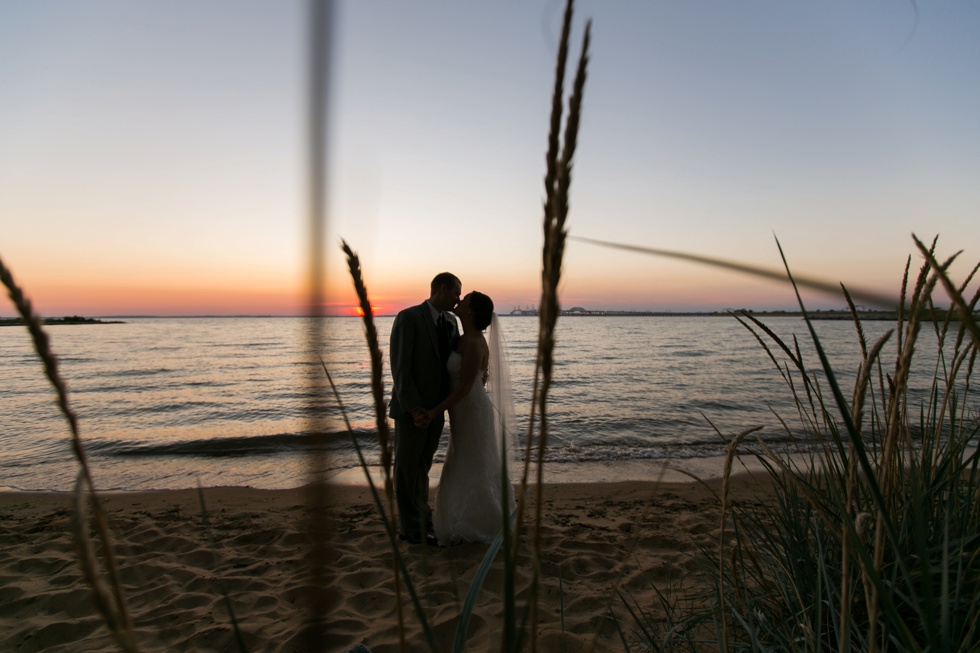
0,248,916,319
351,305,386,317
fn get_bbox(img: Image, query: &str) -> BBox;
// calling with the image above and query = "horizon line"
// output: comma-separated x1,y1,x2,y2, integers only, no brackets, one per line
1,306,943,321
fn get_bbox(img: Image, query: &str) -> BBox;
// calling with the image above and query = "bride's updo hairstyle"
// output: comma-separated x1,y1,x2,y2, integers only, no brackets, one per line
469,292,494,331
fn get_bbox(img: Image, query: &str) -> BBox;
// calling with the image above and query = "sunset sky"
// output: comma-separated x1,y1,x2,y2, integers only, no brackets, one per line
2,1,978,317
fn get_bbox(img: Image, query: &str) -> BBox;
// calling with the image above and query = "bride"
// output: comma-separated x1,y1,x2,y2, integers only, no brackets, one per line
425,291,516,545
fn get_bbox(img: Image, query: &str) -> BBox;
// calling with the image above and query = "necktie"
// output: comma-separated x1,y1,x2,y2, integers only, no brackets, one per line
437,315,450,362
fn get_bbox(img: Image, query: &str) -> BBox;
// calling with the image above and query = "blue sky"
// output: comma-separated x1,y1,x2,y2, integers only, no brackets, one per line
1,1,978,315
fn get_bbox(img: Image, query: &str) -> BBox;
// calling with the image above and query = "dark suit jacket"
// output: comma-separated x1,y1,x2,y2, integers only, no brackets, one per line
388,302,459,420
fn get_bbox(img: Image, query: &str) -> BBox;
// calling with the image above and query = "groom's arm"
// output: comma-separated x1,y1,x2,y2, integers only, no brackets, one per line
389,310,424,417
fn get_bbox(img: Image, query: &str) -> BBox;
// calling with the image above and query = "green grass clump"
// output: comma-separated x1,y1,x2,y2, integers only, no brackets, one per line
608,238,978,652
692,239,980,652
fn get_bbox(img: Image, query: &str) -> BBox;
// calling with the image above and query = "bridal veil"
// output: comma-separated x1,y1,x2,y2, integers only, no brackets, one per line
486,313,519,479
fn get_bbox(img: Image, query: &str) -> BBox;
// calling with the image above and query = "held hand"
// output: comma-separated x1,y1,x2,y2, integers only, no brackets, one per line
411,408,430,428
421,407,443,427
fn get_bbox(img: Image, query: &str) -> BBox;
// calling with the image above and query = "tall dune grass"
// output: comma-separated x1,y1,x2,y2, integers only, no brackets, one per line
670,241,980,652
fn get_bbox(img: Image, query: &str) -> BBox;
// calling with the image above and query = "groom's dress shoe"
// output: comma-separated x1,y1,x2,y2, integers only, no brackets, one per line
399,533,441,547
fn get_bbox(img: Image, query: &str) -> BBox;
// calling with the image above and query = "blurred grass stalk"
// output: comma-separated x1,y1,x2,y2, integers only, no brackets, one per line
302,0,333,646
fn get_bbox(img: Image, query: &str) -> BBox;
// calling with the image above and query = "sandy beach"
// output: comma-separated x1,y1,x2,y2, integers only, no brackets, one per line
0,463,776,652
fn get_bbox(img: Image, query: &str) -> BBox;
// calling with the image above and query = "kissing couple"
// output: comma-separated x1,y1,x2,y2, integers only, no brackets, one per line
389,272,517,547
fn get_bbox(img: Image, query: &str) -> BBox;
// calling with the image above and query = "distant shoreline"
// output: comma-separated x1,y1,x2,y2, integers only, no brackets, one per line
0,316,125,327
509,310,907,320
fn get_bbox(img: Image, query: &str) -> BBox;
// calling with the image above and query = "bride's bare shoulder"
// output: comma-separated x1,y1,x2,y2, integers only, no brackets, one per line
461,332,489,354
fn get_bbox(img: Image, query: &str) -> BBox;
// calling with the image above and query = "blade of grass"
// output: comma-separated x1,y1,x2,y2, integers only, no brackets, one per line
914,235,980,349
451,506,519,653
718,426,761,651
527,5,591,649
571,236,900,310
320,360,438,651
339,240,408,646
196,483,248,653
774,237,921,651
1,254,136,652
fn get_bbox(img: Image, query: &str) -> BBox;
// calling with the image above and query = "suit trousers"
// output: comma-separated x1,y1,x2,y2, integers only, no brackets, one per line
394,412,445,538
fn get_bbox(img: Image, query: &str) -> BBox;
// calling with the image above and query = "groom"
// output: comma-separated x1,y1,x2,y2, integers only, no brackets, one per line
389,272,461,545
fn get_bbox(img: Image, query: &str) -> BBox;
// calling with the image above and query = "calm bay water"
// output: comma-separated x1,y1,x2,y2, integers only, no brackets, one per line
0,315,973,491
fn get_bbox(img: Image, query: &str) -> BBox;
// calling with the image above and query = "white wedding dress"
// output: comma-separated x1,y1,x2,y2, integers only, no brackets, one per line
433,350,515,545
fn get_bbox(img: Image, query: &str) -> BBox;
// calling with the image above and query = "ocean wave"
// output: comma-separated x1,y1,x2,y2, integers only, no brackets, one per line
87,429,380,458
103,367,173,378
